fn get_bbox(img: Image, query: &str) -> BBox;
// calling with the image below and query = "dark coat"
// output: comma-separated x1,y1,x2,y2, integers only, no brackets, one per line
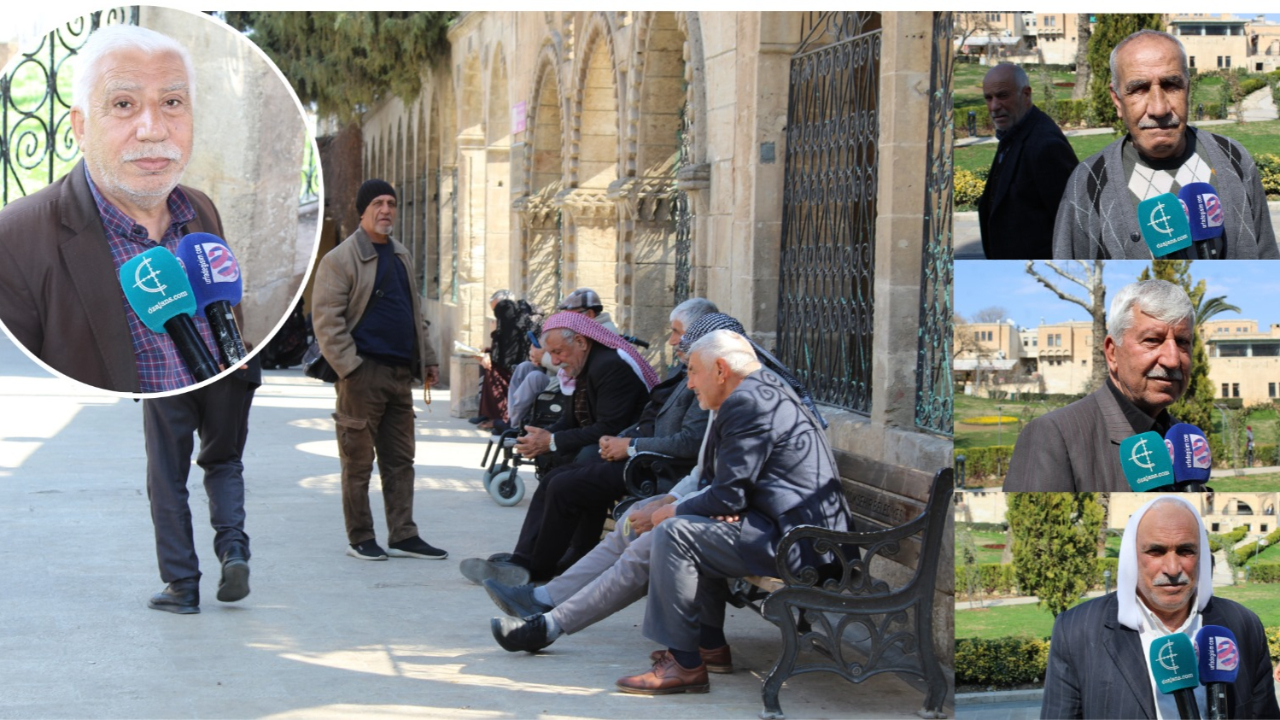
678,368,851,577
1003,382,1173,492
0,160,224,392
545,341,649,457
622,367,709,460
1041,593,1280,719
978,105,1078,259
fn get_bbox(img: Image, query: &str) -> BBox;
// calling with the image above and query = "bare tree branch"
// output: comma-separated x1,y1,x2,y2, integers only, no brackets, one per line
1027,261,1090,312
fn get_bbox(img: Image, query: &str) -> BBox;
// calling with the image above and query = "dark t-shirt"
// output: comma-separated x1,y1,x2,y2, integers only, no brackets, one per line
351,242,415,367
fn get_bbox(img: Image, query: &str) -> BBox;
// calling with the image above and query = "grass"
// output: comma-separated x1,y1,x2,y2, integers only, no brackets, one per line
954,394,1078,451
954,63,1077,117
1210,473,1280,492
956,583,1280,640
956,528,1007,567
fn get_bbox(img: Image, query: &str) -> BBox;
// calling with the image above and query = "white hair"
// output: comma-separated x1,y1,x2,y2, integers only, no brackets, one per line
1107,280,1195,345
72,24,196,112
1109,29,1188,94
689,329,759,376
670,297,718,328
542,328,579,344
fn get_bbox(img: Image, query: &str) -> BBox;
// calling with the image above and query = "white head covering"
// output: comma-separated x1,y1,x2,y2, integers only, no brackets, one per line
1116,495,1213,631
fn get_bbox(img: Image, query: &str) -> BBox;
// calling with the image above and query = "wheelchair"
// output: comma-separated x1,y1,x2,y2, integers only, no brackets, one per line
480,386,567,506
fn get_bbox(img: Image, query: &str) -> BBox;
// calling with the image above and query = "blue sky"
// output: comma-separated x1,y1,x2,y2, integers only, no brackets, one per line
955,260,1280,328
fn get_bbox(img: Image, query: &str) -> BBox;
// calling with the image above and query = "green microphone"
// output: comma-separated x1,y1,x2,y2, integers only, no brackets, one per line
119,247,219,383
1149,632,1201,719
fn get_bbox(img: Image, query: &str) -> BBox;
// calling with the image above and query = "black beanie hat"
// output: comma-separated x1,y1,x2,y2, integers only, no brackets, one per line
356,179,396,216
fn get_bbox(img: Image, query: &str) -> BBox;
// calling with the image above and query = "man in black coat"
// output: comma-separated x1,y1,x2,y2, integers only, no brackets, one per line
977,63,1078,259
1041,496,1279,719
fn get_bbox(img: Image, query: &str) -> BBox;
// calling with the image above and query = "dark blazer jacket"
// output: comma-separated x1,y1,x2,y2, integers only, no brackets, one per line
679,368,851,577
978,105,1078,260
546,341,649,457
0,160,225,392
1041,593,1280,719
1003,382,1172,492
621,367,709,460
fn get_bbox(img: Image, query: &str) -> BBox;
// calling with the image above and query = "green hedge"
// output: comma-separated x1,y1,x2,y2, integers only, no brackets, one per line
1234,526,1280,566
1270,626,1280,663
955,445,1016,481
1047,98,1088,127
958,563,1020,596
1246,565,1280,583
956,636,1050,687
1241,77,1268,97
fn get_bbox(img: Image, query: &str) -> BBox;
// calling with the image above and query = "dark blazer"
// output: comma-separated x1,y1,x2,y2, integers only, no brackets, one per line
623,368,709,460
679,368,851,577
978,105,1078,259
546,341,649,456
1003,383,1170,492
1042,593,1280,719
0,160,225,392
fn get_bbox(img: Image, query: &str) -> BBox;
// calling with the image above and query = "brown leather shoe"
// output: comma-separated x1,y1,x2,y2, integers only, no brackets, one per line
648,645,733,673
617,653,710,695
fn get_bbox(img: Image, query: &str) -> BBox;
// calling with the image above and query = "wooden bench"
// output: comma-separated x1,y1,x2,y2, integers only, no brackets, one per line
730,454,954,719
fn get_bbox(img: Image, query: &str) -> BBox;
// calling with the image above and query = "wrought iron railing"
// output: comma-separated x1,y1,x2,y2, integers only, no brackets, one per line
916,12,955,437
672,99,693,304
777,12,881,414
0,7,137,207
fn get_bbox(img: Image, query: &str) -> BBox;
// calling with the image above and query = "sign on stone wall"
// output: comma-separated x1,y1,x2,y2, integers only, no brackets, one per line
511,101,527,134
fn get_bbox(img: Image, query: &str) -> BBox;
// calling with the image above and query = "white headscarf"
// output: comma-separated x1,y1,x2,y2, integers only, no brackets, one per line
1116,495,1213,631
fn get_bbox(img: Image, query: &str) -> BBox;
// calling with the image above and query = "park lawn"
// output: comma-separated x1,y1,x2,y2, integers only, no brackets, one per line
954,394,1076,451
1208,473,1280,492
956,528,1007,567
953,63,1076,116
957,583,1280,641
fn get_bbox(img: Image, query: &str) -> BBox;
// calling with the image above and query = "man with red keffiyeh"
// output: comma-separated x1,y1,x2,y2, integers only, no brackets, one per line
460,311,658,584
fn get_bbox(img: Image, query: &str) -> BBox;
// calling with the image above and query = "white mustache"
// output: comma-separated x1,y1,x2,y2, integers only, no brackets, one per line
122,145,183,162
1137,112,1181,130
1152,572,1190,587
1147,366,1183,381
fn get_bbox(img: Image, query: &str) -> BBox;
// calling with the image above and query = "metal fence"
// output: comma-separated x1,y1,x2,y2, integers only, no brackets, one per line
0,7,137,207
776,12,881,414
915,11,956,437
672,100,693,305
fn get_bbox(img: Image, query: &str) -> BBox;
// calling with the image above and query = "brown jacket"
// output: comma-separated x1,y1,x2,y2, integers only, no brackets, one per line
311,226,437,380
0,160,224,392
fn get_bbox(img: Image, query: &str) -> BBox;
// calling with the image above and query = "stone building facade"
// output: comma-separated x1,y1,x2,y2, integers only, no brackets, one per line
343,10,955,670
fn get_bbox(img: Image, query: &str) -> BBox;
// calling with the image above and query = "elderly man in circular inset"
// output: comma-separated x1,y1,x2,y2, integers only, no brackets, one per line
1041,496,1278,719
1005,280,1196,492
976,62,1078,260
1054,30,1278,259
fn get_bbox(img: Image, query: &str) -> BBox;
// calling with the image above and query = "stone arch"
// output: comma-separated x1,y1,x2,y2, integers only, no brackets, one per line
561,13,622,320
519,41,567,314
485,42,512,296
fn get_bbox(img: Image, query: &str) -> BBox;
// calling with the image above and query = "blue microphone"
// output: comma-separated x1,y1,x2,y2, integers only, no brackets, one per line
119,247,219,382
176,233,246,365
1165,423,1212,492
1195,625,1239,719
1178,183,1225,259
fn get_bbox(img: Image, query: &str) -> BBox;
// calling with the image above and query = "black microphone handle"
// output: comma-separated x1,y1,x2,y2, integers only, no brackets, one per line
1204,681,1228,720
1175,687,1202,720
163,315,220,382
1195,241,1208,260
205,299,246,366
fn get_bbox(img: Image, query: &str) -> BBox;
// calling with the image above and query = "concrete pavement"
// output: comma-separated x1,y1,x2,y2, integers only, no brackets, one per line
0,334,940,719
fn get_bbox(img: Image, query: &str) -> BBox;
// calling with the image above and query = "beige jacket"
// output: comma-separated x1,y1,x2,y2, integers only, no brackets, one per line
311,226,438,380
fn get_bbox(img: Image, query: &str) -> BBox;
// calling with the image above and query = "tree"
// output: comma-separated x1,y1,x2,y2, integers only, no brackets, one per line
1138,261,1241,430
1008,492,1105,617
1025,260,1107,390
1071,14,1092,101
1086,14,1163,128
972,306,1010,323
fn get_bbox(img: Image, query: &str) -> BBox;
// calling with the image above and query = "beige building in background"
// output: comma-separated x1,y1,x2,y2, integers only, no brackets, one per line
954,319,1096,397
1204,320,1280,405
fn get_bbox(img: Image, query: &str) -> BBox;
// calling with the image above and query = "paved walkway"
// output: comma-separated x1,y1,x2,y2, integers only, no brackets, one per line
0,334,938,719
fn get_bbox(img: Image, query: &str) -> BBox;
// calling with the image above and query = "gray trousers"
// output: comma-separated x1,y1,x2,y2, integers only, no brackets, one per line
545,503,653,635
142,372,256,583
643,515,750,652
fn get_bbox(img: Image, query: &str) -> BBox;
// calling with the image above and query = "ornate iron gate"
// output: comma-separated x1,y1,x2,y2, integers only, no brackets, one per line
0,7,138,207
776,12,881,414
915,12,955,437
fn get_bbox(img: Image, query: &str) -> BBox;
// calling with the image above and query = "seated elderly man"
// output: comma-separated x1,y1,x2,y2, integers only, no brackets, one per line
488,329,851,697
1042,496,1279,718
459,310,658,585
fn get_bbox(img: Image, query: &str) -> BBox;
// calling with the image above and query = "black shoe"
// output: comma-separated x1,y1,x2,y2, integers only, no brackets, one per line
347,540,389,561
487,552,516,563
149,579,200,614
491,614,554,653
468,415,488,425
460,557,530,586
217,546,250,603
388,536,448,560
483,579,553,619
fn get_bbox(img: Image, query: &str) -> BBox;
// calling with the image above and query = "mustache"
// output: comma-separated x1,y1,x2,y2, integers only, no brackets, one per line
1152,572,1190,587
122,145,183,162
1147,366,1184,381
1137,112,1181,130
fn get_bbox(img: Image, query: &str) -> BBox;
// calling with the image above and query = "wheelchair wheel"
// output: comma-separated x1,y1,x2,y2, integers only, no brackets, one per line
481,465,500,490
488,469,526,506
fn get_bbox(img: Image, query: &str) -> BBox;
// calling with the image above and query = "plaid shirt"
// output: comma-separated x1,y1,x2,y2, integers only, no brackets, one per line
84,164,218,392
